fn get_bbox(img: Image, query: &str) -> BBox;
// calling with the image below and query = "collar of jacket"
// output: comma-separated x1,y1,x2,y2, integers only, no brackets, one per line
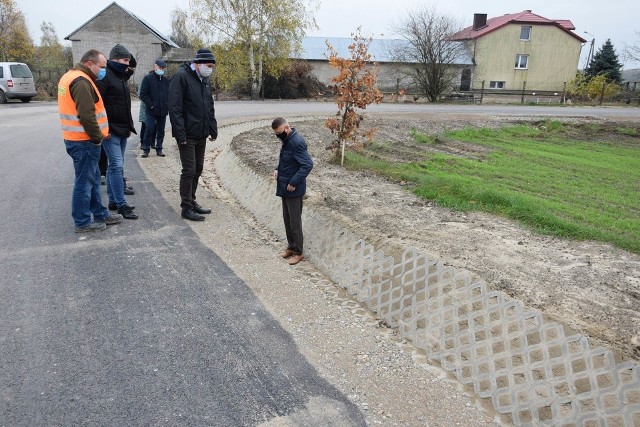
74,62,96,80
282,128,297,143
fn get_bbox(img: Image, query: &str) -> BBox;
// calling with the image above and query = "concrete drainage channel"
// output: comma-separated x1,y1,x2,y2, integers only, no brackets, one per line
214,120,640,427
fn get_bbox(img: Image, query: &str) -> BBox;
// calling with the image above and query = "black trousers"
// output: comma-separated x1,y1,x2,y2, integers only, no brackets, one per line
178,138,206,211
282,196,304,254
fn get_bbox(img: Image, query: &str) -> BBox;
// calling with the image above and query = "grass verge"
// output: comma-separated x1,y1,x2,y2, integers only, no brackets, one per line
344,121,640,254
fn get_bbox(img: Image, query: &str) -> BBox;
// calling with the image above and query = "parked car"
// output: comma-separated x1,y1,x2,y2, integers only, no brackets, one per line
0,62,37,104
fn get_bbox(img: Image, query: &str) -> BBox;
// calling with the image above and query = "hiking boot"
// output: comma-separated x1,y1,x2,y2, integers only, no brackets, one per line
118,205,138,219
109,203,135,211
288,254,304,265
280,249,294,258
75,222,107,233
97,213,123,225
141,151,149,158
156,150,165,157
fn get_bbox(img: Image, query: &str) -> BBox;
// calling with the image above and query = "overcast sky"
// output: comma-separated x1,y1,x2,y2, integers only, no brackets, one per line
17,0,640,68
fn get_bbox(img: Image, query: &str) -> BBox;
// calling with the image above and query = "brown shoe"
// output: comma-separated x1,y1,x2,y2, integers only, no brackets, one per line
288,254,304,265
280,249,294,258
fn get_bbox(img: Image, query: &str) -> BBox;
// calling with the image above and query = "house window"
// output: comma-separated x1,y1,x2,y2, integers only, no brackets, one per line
515,54,529,69
520,26,532,41
490,81,505,89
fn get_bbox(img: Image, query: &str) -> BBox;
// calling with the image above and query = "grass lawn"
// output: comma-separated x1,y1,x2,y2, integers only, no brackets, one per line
344,121,640,254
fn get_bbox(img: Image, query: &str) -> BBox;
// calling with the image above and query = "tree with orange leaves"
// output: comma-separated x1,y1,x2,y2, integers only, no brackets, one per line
325,28,383,166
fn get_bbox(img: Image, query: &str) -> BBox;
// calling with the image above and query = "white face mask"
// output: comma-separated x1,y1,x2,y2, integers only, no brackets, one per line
198,64,213,78
155,69,165,76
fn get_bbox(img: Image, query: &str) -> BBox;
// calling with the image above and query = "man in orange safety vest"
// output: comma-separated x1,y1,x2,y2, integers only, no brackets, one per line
58,49,123,233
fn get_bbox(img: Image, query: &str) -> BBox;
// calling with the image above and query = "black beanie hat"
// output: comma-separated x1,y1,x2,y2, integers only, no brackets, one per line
109,44,131,60
194,48,216,64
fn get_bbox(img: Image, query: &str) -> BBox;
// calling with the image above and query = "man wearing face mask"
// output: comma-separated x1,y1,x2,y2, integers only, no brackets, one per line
57,49,123,232
168,48,218,221
95,44,138,220
271,117,313,265
140,59,170,158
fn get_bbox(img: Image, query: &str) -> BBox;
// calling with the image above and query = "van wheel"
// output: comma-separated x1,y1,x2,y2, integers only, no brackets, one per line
0,90,6,104
20,97,32,103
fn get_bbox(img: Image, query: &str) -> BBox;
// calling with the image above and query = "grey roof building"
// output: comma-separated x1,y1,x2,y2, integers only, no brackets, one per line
64,2,179,85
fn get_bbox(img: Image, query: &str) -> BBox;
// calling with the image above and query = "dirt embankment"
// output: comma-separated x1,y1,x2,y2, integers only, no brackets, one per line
231,113,640,362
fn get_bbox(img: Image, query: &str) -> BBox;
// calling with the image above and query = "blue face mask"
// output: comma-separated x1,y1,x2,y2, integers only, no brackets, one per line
155,69,165,76
96,67,107,80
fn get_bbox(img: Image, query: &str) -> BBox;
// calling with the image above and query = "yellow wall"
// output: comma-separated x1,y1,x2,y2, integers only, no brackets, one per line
472,24,582,91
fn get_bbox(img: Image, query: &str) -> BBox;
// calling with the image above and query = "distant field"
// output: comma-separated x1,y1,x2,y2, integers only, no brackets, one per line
345,120,640,254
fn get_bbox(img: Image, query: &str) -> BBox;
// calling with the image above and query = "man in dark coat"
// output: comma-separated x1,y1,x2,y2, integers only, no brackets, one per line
95,44,138,219
271,117,313,265
168,48,218,221
139,59,170,157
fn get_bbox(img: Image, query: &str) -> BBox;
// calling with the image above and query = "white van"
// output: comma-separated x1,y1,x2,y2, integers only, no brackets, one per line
0,62,37,103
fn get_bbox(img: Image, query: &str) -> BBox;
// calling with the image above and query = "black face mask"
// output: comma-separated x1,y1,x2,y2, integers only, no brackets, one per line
109,60,129,74
276,130,287,141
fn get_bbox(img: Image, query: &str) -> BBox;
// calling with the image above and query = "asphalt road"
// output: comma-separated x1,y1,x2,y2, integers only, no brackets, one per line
0,100,636,426
0,102,366,426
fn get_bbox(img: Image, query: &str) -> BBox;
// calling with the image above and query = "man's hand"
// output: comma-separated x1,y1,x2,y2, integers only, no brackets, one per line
272,170,278,179
287,184,296,192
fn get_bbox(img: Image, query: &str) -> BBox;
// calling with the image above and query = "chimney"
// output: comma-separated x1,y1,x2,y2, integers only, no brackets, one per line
473,13,487,30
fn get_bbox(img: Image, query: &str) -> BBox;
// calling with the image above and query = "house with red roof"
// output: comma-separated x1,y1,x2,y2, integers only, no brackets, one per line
449,10,587,92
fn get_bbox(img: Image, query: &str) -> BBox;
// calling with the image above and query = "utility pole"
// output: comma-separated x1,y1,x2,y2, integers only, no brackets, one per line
584,31,595,70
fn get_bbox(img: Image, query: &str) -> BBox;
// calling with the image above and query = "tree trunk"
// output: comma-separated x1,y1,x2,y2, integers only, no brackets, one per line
248,44,259,100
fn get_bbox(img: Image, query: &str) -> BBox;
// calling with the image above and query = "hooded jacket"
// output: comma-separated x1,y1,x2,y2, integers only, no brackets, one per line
95,60,136,137
276,128,313,198
168,62,217,142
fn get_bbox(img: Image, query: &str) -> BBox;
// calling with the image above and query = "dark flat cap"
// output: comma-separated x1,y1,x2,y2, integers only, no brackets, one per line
155,59,167,67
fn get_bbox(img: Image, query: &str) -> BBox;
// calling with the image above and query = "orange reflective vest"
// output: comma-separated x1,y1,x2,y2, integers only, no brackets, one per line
58,69,109,141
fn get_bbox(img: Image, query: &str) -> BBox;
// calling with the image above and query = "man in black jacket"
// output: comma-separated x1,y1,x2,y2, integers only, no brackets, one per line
95,44,138,220
140,59,170,158
168,48,218,221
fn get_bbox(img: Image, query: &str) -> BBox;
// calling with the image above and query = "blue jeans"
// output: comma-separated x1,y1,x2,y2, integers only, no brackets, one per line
64,140,109,227
143,114,166,152
102,135,128,208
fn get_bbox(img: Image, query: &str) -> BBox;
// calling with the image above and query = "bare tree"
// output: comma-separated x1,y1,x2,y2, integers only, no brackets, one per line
624,31,640,65
390,6,467,102
170,8,199,48
187,0,317,100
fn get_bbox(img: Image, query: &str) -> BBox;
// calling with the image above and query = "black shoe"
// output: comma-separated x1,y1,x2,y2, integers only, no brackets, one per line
193,202,211,214
151,145,156,149
182,209,205,221
118,205,138,219
124,187,135,195
156,150,165,157
109,202,135,211
141,152,149,158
